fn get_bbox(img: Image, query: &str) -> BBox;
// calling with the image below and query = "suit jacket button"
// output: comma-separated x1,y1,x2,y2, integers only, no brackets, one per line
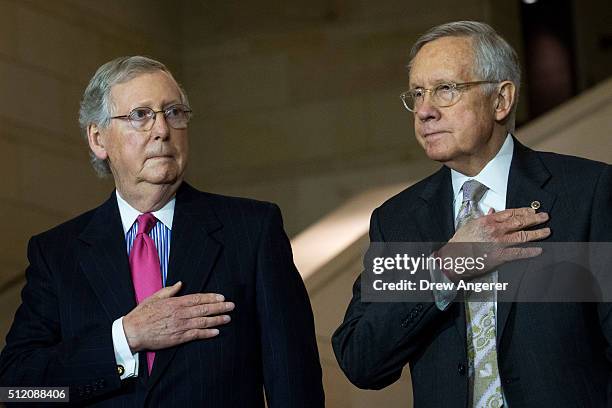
458,363,466,376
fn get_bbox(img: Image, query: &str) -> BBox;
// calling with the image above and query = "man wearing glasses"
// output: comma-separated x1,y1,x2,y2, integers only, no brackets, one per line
0,56,324,407
333,21,612,407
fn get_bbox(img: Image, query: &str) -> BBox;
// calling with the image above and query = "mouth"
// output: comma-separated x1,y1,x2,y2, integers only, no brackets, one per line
421,131,449,141
422,130,448,137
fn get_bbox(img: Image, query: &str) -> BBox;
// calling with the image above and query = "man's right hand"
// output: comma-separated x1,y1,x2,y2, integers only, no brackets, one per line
438,207,551,280
122,282,234,353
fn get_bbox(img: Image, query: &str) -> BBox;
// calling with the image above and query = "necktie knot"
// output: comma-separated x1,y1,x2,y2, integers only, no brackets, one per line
136,213,157,235
456,180,489,230
462,180,488,204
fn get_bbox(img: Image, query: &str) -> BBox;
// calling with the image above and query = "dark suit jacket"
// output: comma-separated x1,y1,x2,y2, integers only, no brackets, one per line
333,139,612,407
0,182,324,407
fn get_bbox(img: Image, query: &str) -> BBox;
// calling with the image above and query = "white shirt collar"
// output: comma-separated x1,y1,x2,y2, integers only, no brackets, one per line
116,191,175,235
451,133,514,209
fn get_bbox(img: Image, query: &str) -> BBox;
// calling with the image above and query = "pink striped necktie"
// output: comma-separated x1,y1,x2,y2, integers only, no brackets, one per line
129,212,162,374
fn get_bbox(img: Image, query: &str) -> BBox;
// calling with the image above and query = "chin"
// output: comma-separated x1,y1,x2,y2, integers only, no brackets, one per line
424,146,455,163
144,167,180,185
144,163,182,184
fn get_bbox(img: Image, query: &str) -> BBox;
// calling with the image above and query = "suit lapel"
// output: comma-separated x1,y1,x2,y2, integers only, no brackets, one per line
496,138,556,343
147,182,223,391
416,166,455,242
77,192,136,321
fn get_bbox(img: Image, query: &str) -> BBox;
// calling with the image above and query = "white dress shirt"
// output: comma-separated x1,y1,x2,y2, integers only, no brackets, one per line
451,134,513,222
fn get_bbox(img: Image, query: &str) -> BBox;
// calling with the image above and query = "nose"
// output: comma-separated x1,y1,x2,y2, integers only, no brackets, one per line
151,111,170,140
414,92,440,123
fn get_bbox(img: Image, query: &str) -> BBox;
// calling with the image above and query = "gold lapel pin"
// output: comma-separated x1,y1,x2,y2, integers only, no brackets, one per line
530,200,541,210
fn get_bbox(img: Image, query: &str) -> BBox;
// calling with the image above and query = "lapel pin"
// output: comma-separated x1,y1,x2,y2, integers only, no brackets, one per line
530,200,541,210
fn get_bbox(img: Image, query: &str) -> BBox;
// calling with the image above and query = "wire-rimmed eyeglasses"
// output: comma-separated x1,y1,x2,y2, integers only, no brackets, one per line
400,81,500,112
110,104,193,131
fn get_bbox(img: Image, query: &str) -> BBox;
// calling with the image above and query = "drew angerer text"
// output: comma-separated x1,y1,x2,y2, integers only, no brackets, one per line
372,279,508,293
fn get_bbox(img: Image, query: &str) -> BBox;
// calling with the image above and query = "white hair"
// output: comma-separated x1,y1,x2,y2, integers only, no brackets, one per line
408,21,521,130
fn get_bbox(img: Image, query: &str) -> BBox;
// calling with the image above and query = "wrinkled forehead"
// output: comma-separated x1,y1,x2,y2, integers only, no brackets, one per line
409,36,477,87
109,70,182,110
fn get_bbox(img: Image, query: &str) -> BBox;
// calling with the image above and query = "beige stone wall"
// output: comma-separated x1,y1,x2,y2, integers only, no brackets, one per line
179,0,526,236
0,0,181,344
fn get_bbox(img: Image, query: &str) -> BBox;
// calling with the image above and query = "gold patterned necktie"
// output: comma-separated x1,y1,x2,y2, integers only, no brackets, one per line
456,180,503,408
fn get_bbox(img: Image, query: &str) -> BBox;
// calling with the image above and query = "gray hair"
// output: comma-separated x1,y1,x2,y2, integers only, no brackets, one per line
78,56,190,177
408,21,521,131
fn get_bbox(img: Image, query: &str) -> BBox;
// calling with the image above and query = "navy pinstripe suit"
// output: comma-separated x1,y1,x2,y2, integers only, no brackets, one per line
0,182,324,407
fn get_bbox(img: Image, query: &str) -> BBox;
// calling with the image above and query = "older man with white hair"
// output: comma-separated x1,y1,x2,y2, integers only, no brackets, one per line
333,21,612,408
0,56,324,407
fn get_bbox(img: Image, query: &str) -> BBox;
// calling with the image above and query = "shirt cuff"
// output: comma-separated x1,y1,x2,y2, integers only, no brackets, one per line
428,253,459,311
112,317,139,379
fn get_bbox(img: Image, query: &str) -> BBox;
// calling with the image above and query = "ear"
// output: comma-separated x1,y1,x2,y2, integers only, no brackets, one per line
494,81,516,122
87,123,109,161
